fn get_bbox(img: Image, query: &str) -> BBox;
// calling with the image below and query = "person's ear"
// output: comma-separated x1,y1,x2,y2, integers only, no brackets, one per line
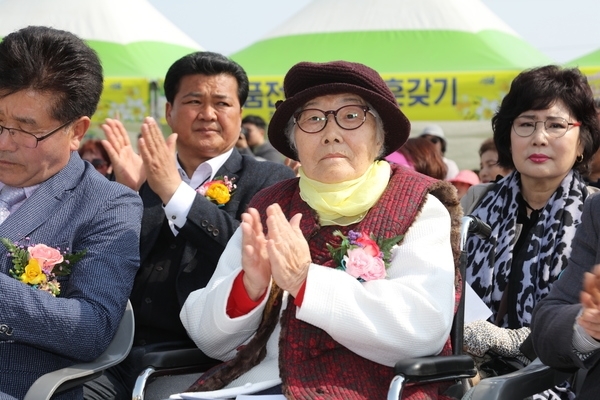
69,117,90,151
165,102,173,128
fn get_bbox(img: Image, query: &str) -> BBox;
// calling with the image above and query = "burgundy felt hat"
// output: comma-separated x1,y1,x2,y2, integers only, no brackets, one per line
268,60,411,161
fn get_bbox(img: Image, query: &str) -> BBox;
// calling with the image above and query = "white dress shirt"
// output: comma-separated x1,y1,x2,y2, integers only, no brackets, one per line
163,149,233,235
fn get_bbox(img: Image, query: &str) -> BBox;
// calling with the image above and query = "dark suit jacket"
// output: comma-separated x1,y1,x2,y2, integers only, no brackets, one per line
532,193,600,399
0,153,143,400
138,149,295,307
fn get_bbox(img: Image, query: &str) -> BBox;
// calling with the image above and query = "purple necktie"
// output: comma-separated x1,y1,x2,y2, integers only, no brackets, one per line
0,186,26,224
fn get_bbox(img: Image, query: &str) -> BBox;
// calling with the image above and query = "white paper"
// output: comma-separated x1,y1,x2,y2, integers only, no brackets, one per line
464,282,493,325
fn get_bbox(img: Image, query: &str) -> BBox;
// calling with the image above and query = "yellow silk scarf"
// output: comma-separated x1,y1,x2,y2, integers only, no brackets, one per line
298,161,391,226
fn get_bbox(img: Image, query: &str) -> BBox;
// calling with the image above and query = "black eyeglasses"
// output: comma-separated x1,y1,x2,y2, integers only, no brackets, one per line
294,105,372,133
0,120,73,148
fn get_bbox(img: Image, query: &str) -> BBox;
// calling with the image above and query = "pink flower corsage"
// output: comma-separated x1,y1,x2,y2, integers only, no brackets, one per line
326,230,404,282
2,238,87,296
196,176,237,206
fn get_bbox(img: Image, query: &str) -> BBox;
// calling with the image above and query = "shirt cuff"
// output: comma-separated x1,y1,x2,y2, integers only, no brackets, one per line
163,181,196,229
294,280,307,307
573,308,600,359
226,271,266,318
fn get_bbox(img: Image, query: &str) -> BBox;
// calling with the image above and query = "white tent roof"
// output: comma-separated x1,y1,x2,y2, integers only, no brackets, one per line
232,0,551,75
262,0,519,41
0,0,201,49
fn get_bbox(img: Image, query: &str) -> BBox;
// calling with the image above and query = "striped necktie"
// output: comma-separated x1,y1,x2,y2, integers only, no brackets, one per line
0,186,26,224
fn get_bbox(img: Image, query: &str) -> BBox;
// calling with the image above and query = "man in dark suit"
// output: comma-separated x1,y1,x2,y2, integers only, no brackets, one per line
0,26,143,400
84,52,295,398
532,193,600,400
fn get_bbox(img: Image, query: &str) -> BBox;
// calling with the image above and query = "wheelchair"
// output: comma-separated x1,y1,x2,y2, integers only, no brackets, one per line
132,216,485,400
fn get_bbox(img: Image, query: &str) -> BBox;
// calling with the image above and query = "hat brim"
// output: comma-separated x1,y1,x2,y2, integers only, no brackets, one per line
268,83,411,161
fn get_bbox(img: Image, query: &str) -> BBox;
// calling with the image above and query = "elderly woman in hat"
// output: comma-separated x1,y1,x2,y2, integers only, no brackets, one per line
178,61,461,399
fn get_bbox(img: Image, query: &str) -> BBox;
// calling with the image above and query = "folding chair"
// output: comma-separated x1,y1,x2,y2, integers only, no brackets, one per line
24,300,135,400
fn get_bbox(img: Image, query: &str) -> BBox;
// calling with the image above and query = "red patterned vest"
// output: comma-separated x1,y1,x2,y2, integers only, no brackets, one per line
248,165,461,400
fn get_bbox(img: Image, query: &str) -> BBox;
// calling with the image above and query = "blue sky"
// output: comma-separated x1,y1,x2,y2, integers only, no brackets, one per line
147,0,599,63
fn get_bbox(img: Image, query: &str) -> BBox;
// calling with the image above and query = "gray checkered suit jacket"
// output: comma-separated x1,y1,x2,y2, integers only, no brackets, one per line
0,152,143,400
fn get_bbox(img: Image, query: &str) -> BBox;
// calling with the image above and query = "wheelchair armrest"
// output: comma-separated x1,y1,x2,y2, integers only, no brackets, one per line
140,347,218,370
133,346,220,400
467,358,576,400
394,354,477,383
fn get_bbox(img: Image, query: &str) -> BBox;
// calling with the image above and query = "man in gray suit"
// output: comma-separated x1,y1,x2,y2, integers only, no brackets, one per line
0,26,143,399
84,52,295,398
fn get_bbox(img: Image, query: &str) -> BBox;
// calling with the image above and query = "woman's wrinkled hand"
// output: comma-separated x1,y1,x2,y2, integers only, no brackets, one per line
265,203,311,297
241,208,272,301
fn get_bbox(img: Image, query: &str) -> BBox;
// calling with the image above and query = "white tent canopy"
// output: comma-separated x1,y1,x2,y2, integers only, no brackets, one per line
0,0,203,78
0,0,199,47
263,0,519,41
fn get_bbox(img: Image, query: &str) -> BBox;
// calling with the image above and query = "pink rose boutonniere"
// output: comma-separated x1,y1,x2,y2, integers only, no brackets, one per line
326,230,404,282
196,176,237,206
2,238,87,296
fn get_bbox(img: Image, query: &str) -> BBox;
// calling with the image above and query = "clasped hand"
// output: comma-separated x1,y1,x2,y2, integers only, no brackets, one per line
241,204,311,301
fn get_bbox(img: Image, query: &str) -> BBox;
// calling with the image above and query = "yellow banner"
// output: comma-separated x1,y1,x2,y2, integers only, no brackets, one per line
580,67,600,98
92,68,600,127
242,71,522,122
93,77,151,123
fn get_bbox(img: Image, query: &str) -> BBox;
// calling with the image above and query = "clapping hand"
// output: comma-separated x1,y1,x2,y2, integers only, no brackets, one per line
579,264,600,340
137,117,180,204
240,204,311,299
241,207,272,301
265,203,311,297
101,118,146,190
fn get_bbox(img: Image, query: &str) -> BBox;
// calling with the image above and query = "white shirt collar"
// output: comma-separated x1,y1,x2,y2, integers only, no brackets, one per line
176,148,234,189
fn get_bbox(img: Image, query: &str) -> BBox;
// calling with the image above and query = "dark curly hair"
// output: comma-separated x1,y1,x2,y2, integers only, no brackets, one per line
492,65,600,175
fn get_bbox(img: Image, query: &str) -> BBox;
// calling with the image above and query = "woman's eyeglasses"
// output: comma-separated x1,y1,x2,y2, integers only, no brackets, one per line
512,117,581,138
294,105,372,133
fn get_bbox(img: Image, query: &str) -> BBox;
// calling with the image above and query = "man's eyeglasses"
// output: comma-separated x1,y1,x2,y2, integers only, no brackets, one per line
294,105,372,134
512,117,581,138
0,120,73,148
